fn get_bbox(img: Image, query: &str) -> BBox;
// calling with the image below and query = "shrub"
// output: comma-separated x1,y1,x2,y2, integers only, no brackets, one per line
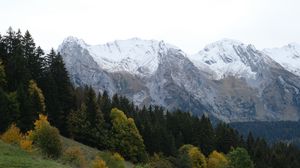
113,152,125,161
207,150,228,168
227,147,254,168
19,139,33,152
1,123,22,144
100,152,126,168
31,114,62,158
92,156,108,168
63,146,87,168
148,153,174,168
178,144,207,168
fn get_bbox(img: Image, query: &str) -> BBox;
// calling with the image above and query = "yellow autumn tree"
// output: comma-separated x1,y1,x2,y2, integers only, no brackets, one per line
110,108,147,163
1,123,22,144
179,144,207,168
28,80,46,114
92,156,108,168
207,151,229,168
30,114,62,158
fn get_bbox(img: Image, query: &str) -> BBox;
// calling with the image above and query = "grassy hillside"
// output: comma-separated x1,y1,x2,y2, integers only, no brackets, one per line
61,136,135,168
0,140,70,168
0,137,134,168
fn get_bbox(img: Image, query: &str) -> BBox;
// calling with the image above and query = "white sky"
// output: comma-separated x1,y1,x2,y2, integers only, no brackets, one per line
1,0,300,54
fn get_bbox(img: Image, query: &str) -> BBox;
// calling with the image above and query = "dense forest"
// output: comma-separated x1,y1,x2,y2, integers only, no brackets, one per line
231,121,300,146
1,27,300,168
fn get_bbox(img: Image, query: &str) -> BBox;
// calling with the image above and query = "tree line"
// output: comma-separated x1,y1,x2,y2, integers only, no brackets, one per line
1,28,300,167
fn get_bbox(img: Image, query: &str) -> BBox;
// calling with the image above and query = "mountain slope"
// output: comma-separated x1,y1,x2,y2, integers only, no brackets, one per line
58,37,300,122
263,43,300,76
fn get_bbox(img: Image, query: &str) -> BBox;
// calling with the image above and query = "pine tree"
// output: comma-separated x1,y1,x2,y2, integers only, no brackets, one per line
42,49,74,135
85,86,101,127
85,86,107,148
0,60,6,87
246,132,255,156
23,30,44,82
0,59,20,133
98,90,112,125
68,104,92,145
215,123,239,153
194,115,215,155
4,28,31,91
17,82,35,131
0,34,7,64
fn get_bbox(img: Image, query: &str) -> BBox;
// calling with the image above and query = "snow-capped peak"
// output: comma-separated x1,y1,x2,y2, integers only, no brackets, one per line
59,37,180,76
263,43,300,76
58,36,88,51
188,39,259,79
202,38,244,51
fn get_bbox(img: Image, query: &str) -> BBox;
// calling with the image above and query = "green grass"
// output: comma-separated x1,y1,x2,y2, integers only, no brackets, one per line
61,136,135,168
0,140,70,168
0,137,135,168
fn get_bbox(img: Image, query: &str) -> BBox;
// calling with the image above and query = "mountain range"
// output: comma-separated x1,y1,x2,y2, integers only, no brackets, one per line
58,37,300,122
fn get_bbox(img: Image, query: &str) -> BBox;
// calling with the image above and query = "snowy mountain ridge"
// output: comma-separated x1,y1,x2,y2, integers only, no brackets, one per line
263,43,300,76
58,37,300,122
59,36,300,79
59,36,182,76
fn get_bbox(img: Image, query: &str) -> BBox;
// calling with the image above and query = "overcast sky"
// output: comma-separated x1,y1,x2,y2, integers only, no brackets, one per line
1,0,300,53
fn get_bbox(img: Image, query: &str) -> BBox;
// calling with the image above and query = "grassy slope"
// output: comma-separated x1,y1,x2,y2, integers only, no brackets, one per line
0,137,134,168
0,140,70,168
61,136,135,168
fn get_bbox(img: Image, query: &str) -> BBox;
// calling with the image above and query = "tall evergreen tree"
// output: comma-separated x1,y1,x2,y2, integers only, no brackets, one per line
23,31,44,82
0,61,19,132
42,49,74,135
4,28,31,91
16,82,34,131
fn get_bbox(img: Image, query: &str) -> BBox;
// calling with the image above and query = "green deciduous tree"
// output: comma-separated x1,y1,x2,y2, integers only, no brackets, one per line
110,108,147,163
207,150,229,168
178,144,207,168
227,147,254,168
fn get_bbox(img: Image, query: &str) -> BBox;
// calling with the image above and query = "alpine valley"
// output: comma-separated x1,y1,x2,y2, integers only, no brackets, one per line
58,37,300,122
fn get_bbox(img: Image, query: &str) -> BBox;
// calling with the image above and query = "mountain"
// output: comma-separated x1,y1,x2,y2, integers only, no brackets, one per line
263,43,300,76
58,37,300,122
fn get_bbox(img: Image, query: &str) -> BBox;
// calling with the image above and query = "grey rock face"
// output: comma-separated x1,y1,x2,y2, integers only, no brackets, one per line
58,37,300,122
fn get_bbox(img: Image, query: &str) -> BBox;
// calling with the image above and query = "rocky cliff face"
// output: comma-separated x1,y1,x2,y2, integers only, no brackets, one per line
58,37,300,122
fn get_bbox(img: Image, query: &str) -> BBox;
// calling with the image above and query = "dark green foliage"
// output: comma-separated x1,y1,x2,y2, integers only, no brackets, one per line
227,147,254,168
147,154,175,168
31,123,63,158
98,90,112,123
0,89,19,132
231,121,300,146
99,152,126,168
110,108,147,163
0,61,20,132
42,50,74,135
193,115,215,155
16,84,36,131
215,123,241,153
23,31,43,82
4,28,31,92
68,86,107,149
